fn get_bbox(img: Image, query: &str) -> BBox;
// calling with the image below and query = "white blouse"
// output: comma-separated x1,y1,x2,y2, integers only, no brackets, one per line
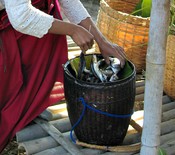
0,0,90,38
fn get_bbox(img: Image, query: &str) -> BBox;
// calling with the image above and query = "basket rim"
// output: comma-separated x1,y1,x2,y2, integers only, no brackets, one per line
100,0,150,26
63,54,136,86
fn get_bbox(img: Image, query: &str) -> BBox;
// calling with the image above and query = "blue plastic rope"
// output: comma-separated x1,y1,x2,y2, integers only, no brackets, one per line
70,97,133,143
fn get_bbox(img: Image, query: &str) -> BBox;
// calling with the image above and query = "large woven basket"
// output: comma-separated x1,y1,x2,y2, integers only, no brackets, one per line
96,0,150,73
63,54,136,146
164,35,175,99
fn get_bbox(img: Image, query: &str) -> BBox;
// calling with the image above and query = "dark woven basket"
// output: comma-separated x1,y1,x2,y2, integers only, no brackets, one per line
63,54,136,146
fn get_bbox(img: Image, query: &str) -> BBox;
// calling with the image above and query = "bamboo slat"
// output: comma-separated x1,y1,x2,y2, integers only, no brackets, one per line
18,136,58,155
162,109,175,122
39,109,68,121
34,118,84,155
160,131,175,145
33,146,67,155
161,119,175,135
16,118,71,143
162,101,175,112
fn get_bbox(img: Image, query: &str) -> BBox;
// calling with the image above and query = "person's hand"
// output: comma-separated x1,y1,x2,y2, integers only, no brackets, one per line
70,25,94,52
74,17,126,67
98,40,126,68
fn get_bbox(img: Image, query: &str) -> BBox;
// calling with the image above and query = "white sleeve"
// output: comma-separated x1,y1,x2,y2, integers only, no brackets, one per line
4,0,54,38
59,0,91,24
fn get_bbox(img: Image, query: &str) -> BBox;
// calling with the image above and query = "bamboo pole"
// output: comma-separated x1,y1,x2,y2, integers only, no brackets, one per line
140,0,170,154
34,118,84,155
18,136,58,154
16,118,71,142
34,147,104,155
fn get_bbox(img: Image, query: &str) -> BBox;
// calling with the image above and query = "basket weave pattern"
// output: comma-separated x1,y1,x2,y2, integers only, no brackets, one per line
164,35,175,99
96,0,150,73
64,55,136,145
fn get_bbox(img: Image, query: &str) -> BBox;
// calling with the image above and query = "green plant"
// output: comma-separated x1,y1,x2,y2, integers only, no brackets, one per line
70,54,92,77
132,0,152,17
169,0,175,35
158,148,167,155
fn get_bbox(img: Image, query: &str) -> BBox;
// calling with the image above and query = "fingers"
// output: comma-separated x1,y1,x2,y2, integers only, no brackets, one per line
116,45,127,58
113,45,126,68
79,39,94,52
87,39,94,50
71,26,94,52
101,44,126,68
117,54,125,68
104,56,110,65
78,31,94,52
90,39,94,48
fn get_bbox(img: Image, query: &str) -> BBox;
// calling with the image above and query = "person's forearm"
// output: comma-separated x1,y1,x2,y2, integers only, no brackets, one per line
48,19,77,36
49,17,104,43
48,18,94,52
78,17,107,45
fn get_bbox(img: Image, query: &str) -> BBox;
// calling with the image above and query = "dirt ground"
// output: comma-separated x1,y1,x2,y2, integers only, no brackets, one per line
1,1,100,155
1,138,19,155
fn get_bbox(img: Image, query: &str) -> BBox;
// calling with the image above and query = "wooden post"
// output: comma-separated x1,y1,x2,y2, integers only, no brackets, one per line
140,0,170,154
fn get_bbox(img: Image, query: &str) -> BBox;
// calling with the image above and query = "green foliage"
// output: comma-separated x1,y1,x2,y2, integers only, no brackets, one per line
118,60,133,79
132,0,143,16
70,55,92,77
158,148,167,155
169,0,175,35
132,0,152,17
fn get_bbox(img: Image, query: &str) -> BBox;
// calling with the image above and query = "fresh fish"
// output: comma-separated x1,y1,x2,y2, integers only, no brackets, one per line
109,57,121,75
90,56,122,82
76,54,121,82
91,55,107,82
101,69,113,77
109,74,119,82
78,51,86,79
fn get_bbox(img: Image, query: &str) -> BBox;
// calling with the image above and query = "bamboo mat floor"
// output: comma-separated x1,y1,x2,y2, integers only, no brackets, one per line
15,34,175,155
15,80,175,155
16,37,175,154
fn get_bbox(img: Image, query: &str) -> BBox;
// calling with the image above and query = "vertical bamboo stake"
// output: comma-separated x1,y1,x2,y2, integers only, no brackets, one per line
140,0,170,155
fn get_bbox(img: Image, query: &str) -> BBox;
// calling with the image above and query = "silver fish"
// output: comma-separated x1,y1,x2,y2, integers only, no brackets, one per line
109,74,119,82
78,51,86,79
109,57,121,75
91,55,107,82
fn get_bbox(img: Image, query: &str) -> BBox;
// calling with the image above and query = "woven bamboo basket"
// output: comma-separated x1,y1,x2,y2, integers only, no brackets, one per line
95,0,150,73
164,35,175,99
64,54,136,146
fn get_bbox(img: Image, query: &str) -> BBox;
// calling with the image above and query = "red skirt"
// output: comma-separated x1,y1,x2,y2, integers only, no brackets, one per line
0,0,68,152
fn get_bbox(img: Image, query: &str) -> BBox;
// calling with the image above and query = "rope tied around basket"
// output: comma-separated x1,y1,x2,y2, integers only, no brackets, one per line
70,97,134,144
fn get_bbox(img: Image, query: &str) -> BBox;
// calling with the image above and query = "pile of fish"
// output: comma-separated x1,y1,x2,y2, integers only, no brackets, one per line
77,54,121,83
